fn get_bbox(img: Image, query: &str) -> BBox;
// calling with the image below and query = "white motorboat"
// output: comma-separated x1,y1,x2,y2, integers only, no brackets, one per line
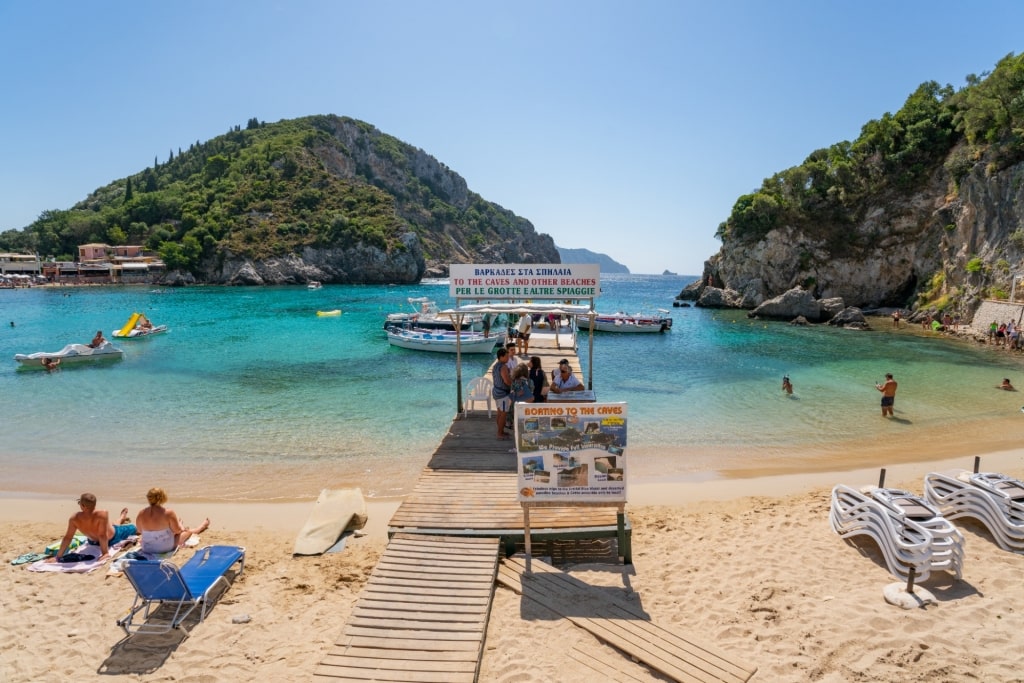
577,310,673,333
386,328,504,354
15,341,125,367
383,296,481,332
307,281,322,289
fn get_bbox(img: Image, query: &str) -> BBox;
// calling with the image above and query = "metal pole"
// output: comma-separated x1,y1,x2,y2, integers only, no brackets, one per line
523,503,532,575
905,566,916,594
878,468,887,488
587,296,595,391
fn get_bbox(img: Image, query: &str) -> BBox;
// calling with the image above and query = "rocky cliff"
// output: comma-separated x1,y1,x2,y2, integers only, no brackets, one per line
683,152,1024,325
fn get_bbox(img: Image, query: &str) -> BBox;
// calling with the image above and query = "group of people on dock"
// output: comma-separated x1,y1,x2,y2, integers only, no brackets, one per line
490,344,583,440
47,489,209,562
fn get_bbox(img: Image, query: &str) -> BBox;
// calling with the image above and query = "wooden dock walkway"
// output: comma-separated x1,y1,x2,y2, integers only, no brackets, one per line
315,534,501,682
316,322,753,681
497,556,757,683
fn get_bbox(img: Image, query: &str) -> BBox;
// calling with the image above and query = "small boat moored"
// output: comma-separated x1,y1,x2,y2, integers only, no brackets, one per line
15,342,125,367
386,327,505,354
308,281,322,290
577,310,673,333
383,297,481,333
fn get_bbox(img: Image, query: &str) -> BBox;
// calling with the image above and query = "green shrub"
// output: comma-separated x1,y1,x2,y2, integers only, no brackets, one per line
966,257,984,273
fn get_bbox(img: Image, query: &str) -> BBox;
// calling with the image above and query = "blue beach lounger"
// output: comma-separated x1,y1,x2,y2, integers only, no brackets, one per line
117,545,245,636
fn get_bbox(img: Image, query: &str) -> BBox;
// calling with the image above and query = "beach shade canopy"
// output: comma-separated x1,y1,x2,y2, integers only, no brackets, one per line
437,302,594,318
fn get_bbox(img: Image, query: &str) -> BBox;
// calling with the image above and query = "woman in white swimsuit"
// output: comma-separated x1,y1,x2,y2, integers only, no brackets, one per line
135,487,210,553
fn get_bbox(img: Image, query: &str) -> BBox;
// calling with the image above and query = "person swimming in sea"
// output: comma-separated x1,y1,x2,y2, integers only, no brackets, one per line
782,375,793,394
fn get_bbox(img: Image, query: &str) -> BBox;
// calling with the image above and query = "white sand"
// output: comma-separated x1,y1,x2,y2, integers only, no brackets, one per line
4,451,1024,681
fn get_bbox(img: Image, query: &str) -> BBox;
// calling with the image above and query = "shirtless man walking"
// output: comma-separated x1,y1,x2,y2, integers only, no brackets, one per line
48,493,135,562
876,373,898,417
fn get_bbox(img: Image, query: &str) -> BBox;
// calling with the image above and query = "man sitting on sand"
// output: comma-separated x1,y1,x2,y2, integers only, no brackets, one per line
136,487,210,553
48,493,136,562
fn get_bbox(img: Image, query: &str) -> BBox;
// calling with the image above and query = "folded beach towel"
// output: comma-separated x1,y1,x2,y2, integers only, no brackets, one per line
27,540,133,574
293,488,367,556
44,533,88,557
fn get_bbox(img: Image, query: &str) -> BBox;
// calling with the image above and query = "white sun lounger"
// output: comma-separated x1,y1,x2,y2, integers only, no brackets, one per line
830,485,964,581
924,470,1024,553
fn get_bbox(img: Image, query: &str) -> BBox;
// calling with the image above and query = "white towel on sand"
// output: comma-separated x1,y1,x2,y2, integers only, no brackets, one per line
27,540,133,574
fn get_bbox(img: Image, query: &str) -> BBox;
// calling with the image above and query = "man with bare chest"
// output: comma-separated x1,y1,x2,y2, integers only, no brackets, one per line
47,493,135,562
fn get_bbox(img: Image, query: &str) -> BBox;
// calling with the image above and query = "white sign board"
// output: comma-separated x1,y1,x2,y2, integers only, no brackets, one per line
514,402,628,503
449,263,600,299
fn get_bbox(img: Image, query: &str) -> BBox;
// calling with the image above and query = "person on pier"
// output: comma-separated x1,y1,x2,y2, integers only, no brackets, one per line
550,359,583,394
491,347,513,440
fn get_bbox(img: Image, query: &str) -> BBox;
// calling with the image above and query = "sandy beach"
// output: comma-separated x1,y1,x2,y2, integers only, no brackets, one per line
4,449,1024,682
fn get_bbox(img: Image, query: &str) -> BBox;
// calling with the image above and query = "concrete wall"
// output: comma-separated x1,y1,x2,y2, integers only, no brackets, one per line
970,300,1024,332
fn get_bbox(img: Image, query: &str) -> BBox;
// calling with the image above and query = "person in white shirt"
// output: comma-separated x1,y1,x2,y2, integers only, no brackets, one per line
550,359,583,393
516,314,533,356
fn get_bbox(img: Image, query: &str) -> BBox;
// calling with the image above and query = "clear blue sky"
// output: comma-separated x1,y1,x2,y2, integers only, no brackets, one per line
1,1,1021,275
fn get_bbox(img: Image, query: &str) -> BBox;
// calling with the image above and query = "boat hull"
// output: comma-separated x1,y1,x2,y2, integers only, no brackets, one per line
14,343,125,367
386,330,502,354
577,315,672,333
112,325,168,339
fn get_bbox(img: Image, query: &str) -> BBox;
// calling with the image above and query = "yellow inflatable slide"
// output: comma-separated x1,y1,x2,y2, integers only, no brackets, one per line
116,313,141,337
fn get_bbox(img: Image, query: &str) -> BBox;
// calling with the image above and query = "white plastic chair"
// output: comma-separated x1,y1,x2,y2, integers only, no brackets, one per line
464,377,493,417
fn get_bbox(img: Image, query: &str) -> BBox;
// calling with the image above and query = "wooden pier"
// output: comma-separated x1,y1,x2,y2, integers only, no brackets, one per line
316,322,752,682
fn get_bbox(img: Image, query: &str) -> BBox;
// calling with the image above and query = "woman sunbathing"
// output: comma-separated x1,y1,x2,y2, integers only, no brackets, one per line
135,487,210,553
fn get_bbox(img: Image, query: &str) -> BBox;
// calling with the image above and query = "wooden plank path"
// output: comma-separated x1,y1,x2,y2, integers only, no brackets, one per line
315,534,500,682
497,556,757,683
387,412,630,559
388,326,629,557
318,327,753,681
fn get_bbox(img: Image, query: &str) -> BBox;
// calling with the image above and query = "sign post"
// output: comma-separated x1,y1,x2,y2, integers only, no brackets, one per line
513,401,628,572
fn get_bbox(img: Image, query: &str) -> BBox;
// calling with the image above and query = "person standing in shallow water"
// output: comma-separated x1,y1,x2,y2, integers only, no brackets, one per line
782,375,793,394
876,373,897,417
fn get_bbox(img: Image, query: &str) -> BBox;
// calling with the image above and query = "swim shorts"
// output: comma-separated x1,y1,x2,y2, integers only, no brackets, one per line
495,395,512,411
87,524,137,547
881,396,894,407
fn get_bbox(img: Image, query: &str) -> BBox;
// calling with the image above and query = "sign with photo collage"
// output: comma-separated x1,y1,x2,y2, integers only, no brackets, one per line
514,402,628,502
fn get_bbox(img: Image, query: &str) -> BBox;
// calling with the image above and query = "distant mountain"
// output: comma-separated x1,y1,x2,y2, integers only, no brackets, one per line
556,246,629,273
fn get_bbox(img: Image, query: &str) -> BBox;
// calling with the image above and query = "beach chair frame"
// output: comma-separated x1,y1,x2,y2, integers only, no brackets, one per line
830,485,963,581
925,470,1024,553
117,545,245,636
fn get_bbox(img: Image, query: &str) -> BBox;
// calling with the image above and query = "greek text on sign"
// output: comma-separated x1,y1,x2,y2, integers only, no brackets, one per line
449,263,601,299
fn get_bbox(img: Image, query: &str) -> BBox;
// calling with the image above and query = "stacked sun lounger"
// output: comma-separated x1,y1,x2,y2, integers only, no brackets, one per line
830,485,964,581
924,470,1024,553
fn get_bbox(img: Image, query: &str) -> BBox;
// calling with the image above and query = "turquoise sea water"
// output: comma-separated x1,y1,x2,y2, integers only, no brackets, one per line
3,274,1024,502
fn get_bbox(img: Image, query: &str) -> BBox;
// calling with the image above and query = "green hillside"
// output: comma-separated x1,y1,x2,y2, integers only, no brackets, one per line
0,115,555,281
